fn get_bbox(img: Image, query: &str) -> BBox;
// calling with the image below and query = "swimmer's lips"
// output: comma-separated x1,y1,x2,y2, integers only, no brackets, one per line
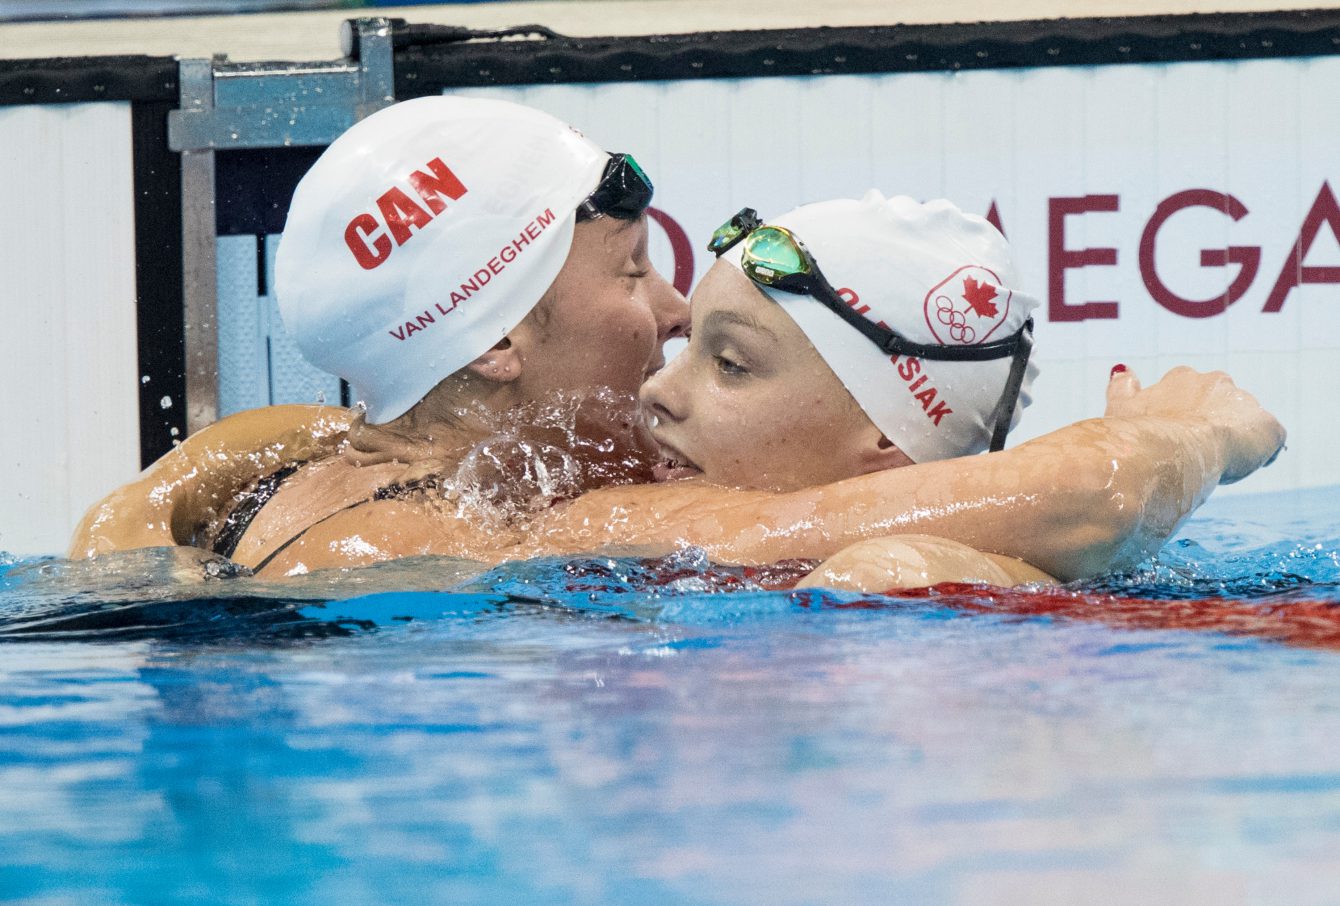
651,438,702,482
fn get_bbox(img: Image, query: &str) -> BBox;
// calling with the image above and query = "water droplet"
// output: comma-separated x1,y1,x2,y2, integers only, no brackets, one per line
160,395,173,409
141,375,151,384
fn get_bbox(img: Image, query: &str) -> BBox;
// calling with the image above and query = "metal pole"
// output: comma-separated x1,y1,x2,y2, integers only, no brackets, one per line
167,24,397,433
176,58,220,436
180,146,218,436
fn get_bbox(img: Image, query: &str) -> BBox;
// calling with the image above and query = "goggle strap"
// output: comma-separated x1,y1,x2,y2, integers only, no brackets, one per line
875,328,1024,362
718,204,1030,365
803,278,1027,363
817,287,906,351
986,319,1035,453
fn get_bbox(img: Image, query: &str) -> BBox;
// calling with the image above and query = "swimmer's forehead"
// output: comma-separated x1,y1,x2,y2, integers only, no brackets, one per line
591,213,647,260
700,308,778,340
692,261,791,340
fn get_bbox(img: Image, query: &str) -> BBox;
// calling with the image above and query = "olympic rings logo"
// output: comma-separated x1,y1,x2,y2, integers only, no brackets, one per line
923,265,1012,347
934,294,978,344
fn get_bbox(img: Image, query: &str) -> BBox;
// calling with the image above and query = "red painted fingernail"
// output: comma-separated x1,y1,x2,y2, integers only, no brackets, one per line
1110,363,1128,377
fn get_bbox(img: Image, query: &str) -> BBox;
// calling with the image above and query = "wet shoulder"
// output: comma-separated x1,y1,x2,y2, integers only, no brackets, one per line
255,496,521,577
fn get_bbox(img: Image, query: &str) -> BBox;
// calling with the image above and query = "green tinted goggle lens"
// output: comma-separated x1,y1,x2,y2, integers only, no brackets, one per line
706,208,762,256
625,154,649,186
708,221,745,255
741,226,811,284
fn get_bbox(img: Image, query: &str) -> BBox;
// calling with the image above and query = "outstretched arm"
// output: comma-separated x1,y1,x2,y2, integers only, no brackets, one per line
541,367,1285,581
68,405,350,558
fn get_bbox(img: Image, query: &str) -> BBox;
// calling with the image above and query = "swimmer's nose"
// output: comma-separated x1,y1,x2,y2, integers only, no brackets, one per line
640,351,687,423
649,271,690,344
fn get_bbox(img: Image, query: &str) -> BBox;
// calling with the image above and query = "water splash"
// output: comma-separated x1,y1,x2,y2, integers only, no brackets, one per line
189,387,658,547
417,387,659,525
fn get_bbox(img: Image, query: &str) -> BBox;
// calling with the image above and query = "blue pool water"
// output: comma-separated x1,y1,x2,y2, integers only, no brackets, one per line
3,487,1340,904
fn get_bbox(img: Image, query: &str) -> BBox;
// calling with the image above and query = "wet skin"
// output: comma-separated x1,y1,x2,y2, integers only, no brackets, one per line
255,214,686,566
641,261,912,491
512,215,687,401
241,367,1284,583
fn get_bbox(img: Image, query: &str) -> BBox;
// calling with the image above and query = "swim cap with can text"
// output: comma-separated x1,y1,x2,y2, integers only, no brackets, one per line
275,95,609,423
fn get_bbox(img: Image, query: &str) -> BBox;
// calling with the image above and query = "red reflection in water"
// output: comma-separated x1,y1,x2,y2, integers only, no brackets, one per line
561,555,1340,650
874,584,1340,651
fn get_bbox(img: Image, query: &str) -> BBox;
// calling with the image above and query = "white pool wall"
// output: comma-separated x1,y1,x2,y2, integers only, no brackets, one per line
0,103,141,557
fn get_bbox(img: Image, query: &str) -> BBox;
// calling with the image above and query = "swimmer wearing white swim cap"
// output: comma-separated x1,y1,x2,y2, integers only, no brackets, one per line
167,95,691,569
277,94,676,425
641,191,1038,491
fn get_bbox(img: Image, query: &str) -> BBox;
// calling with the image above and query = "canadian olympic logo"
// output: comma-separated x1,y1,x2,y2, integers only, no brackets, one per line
923,265,1013,346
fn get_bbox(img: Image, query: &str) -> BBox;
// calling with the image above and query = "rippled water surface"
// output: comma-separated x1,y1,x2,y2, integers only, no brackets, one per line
3,487,1340,904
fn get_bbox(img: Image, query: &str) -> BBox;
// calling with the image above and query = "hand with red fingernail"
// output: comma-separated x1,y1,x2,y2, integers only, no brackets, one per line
1102,365,1285,485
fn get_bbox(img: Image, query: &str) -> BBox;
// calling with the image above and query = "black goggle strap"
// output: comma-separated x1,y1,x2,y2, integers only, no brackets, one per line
804,276,1027,364
986,318,1035,453
578,152,654,221
797,276,915,354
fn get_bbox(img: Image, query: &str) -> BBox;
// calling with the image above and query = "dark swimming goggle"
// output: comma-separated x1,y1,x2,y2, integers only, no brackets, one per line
577,152,654,221
708,206,1034,452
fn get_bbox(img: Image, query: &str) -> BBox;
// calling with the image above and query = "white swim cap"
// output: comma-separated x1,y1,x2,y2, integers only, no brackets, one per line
275,95,609,424
723,191,1039,463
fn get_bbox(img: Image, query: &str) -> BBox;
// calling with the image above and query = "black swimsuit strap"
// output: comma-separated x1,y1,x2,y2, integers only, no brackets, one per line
210,464,304,559
247,474,443,575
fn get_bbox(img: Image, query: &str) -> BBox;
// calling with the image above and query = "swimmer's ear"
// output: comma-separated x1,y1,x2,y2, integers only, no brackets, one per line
465,337,523,383
857,431,916,474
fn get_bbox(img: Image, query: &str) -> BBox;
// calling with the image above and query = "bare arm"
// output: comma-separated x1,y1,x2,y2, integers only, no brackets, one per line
68,405,350,558
538,367,1284,580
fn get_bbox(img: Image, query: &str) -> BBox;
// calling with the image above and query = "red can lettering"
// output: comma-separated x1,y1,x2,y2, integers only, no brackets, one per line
344,157,469,271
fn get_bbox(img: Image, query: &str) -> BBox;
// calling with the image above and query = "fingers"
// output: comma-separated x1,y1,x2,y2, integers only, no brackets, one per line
1104,364,1142,415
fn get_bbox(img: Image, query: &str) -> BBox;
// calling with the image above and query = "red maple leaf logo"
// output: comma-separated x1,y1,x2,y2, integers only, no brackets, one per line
961,276,999,318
